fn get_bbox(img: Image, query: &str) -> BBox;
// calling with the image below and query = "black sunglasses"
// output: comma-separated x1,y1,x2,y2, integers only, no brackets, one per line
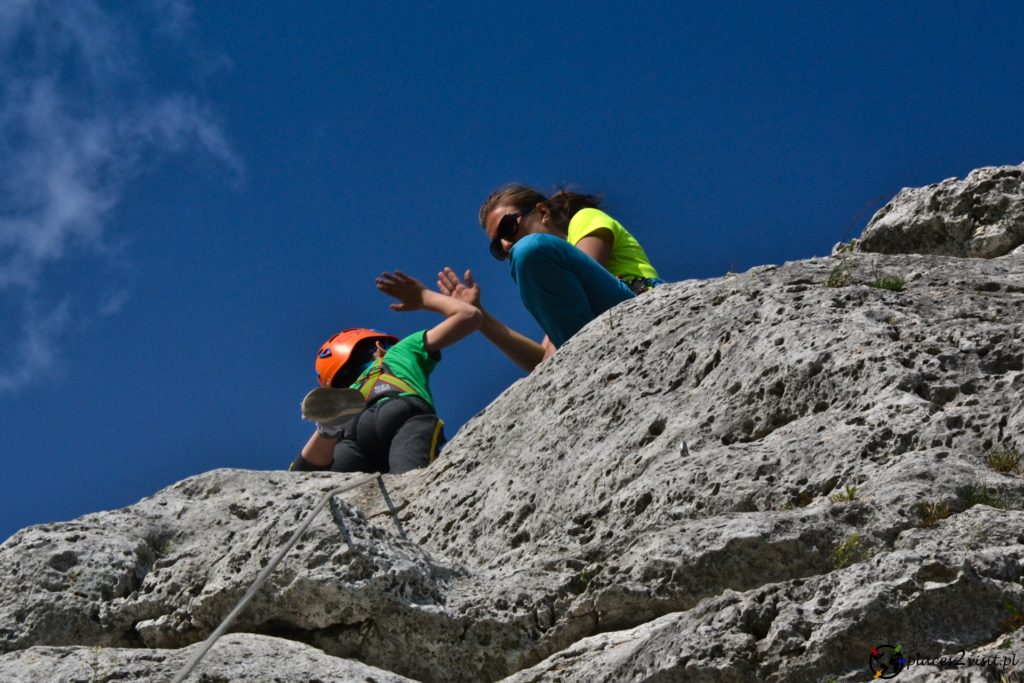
489,207,533,260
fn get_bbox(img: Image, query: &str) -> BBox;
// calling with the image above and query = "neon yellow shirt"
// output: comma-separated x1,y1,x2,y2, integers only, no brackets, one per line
566,208,659,280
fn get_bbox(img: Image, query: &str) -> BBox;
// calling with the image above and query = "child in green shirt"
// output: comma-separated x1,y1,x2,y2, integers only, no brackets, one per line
290,271,481,474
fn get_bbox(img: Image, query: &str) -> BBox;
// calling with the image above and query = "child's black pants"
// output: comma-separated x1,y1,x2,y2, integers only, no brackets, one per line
331,396,444,474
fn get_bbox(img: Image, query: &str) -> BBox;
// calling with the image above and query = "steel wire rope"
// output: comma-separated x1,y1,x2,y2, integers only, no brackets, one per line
172,471,385,683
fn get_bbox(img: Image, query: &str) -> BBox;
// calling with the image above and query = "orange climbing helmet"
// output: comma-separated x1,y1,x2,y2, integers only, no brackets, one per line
315,328,398,388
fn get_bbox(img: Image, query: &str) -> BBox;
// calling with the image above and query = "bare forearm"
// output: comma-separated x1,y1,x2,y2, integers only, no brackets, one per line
301,430,336,467
478,308,545,372
421,288,478,318
421,289,483,352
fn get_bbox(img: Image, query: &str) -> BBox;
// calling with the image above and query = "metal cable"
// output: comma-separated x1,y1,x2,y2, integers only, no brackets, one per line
171,472,382,683
328,494,353,545
377,477,409,541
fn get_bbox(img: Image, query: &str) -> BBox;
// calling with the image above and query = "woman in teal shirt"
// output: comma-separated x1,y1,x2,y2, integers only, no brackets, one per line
438,184,663,371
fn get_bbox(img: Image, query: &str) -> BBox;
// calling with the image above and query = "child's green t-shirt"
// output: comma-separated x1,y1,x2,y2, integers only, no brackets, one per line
352,330,440,409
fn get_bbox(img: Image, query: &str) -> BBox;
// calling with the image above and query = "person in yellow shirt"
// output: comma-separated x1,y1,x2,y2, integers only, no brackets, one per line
564,206,661,288
438,184,663,372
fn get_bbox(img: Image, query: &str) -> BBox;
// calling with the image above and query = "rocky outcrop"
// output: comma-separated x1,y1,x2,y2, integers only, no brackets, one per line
506,506,1024,682
852,163,1024,257
0,472,465,681
0,633,413,682
2,169,1024,682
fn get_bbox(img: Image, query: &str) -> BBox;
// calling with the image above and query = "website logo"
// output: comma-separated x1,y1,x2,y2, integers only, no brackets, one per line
869,644,907,679
868,642,1018,676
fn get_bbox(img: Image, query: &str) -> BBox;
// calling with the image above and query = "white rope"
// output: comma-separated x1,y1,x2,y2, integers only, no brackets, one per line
172,472,382,683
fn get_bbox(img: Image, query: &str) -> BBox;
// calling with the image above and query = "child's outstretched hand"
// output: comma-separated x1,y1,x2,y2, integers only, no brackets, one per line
376,270,427,312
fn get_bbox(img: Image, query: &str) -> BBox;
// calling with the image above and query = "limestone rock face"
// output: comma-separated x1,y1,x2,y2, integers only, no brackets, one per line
2,169,1024,682
505,507,1024,682
0,633,414,682
0,471,465,681
856,163,1024,257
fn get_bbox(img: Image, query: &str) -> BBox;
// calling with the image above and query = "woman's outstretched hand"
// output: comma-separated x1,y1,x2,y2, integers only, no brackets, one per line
376,270,427,311
437,267,482,308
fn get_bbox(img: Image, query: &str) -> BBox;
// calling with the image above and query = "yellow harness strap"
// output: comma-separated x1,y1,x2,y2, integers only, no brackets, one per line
428,418,445,463
354,363,417,402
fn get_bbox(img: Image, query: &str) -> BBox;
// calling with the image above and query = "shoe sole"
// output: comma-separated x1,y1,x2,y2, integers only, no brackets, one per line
301,387,366,422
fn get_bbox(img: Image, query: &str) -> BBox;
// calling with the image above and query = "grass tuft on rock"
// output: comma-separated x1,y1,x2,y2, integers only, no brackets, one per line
916,500,953,528
867,275,906,292
830,533,872,569
823,264,852,288
1000,600,1024,633
783,490,815,511
986,446,1022,475
829,484,858,504
959,481,1012,510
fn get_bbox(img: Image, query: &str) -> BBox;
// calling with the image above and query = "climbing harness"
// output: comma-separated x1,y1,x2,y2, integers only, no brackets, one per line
171,473,408,683
619,275,664,295
352,360,418,403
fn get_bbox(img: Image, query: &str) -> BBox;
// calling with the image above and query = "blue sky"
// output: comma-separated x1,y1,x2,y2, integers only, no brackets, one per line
2,1,1023,541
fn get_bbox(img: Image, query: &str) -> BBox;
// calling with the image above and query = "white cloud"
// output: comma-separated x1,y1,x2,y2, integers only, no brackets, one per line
98,289,131,318
0,301,70,393
0,0,239,393
149,0,194,38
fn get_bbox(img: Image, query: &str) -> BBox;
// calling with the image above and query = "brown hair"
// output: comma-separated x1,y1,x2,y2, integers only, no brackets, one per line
479,184,603,231
544,189,603,230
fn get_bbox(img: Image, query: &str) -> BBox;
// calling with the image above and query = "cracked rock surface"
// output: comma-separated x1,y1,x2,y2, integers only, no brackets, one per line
0,633,414,682
855,162,1024,257
0,471,465,681
505,507,1024,682
1,168,1023,681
